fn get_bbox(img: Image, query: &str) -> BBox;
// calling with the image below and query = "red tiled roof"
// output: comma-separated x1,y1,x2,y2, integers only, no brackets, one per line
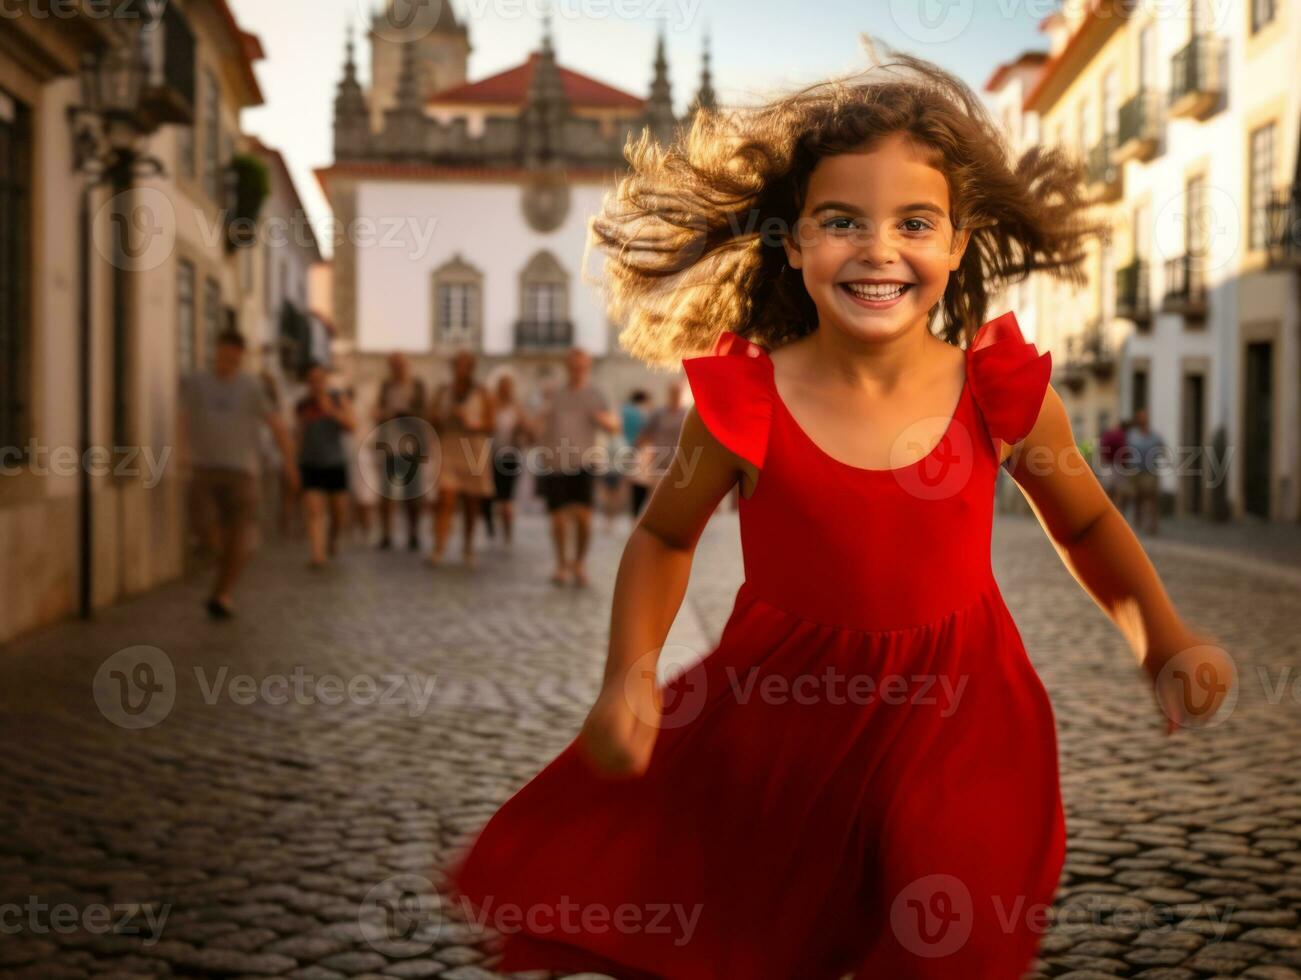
212,0,264,107
427,53,643,110
1023,0,1129,112
983,51,1049,93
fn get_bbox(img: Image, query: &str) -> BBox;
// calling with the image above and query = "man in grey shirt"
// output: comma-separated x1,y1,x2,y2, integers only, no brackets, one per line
535,347,619,587
1122,407,1166,536
181,331,298,618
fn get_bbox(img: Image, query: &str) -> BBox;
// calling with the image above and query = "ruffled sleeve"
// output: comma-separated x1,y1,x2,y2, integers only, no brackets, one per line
966,311,1052,458
680,330,775,470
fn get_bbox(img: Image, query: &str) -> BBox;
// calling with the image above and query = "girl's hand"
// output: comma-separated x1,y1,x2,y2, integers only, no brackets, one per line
577,680,660,778
1143,632,1237,735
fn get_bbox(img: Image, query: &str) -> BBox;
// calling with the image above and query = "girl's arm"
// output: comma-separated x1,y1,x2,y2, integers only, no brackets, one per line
580,406,748,775
1005,385,1231,732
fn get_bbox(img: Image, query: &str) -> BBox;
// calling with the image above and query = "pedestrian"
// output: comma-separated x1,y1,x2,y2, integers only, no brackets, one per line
428,350,495,568
631,380,689,518
1125,407,1166,535
1097,415,1130,508
180,329,299,619
374,352,428,552
621,389,653,518
443,48,1234,978
487,371,530,549
534,347,620,586
295,363,356,568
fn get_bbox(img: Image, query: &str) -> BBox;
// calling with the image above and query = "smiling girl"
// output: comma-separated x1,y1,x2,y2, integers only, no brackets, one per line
443,46,1234,979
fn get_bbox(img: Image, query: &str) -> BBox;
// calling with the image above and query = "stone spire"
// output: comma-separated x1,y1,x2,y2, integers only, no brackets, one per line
384,36,429,160
689,31,717,119
522,11,571,166
643,26,676,143
333,20,371,160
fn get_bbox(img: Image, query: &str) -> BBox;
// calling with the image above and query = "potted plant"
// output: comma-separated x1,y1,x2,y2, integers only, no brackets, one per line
223,153,270,251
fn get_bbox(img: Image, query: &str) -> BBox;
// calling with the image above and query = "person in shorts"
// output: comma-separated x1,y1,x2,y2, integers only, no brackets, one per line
181,330,298,619
535,347,620,586
374,352,428,551
295,362,356,567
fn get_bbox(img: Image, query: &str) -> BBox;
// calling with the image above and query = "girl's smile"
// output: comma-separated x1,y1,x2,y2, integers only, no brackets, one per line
839,278,916,310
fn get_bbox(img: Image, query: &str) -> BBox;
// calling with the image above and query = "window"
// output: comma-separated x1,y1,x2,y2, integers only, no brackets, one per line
431,254,483,349
1249,122,1275,251
203,277,221,369
202,68,220,201
1251,0,1276,33
178,260,196,376
0,87,31,454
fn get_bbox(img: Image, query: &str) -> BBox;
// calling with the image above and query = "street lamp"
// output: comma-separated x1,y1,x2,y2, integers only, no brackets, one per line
67,36,166,620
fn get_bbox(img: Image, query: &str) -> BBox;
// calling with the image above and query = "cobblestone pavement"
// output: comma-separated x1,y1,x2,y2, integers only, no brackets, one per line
0,507,1298,980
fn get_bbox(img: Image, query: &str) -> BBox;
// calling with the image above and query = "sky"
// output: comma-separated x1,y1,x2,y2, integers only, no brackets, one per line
227,0,1052,260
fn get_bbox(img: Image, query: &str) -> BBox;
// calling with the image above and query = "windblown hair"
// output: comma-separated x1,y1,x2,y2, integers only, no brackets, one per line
588,39,1108,367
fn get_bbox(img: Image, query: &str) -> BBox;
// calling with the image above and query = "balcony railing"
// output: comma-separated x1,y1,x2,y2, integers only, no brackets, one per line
1086,134,1120,199
515,319,574,351
1115,259,1151,324
1115,90,1161,162
1169,34,1224,120
1263,185,1300,268
1162,253,1207,316
136,1,197,128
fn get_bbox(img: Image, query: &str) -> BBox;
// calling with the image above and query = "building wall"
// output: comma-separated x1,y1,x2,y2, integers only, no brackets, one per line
355,177,616,355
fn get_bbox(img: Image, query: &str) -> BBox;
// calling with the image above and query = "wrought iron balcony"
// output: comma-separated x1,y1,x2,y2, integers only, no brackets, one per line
1162,253,1207,317
1263,185,1299,268
1115,259,1151,325
1115,90,1161,163
515,319,574,351
1086,134,1121,200
135,1,197,129
1169,34,1224,121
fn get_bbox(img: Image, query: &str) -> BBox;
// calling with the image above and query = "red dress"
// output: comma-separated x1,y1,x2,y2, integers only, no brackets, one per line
442,311,1066,979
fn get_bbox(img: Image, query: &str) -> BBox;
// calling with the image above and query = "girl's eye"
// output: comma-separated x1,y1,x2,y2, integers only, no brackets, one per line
901,218,933,233
822,217,858,232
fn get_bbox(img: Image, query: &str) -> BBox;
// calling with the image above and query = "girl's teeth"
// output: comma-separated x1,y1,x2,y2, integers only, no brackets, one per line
846,283,907,300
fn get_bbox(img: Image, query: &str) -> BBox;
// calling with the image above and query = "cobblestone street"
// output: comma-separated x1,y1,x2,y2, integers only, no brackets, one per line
1,507,1299,980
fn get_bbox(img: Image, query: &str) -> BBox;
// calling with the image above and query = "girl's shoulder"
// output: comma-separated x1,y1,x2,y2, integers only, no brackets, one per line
965,310,1053,455
680,330,775,470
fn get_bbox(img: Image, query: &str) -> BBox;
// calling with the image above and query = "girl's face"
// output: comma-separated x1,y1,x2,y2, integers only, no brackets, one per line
783,131,970,343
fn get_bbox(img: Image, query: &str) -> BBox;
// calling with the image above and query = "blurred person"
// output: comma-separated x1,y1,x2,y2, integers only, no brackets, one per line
180,330,298,620
295,363,356,567
488,371,531,548
257,366,297,537
1097,416,1130,508
428,351,496,568
1125,408,1166,536
621,389,654,519
535,347,620,586
632,380,689,518
374,352,428,551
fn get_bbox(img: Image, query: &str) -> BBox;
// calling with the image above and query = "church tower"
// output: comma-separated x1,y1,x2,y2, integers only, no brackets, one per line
333,23,370,162
368,0,471,134
642,28,676,145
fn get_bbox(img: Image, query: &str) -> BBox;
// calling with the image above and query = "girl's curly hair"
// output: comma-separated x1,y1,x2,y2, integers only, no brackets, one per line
588,39,1109,367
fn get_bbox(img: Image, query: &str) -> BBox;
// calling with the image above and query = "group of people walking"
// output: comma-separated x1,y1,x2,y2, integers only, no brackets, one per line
1097,407,1168,535
181,330,689,617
